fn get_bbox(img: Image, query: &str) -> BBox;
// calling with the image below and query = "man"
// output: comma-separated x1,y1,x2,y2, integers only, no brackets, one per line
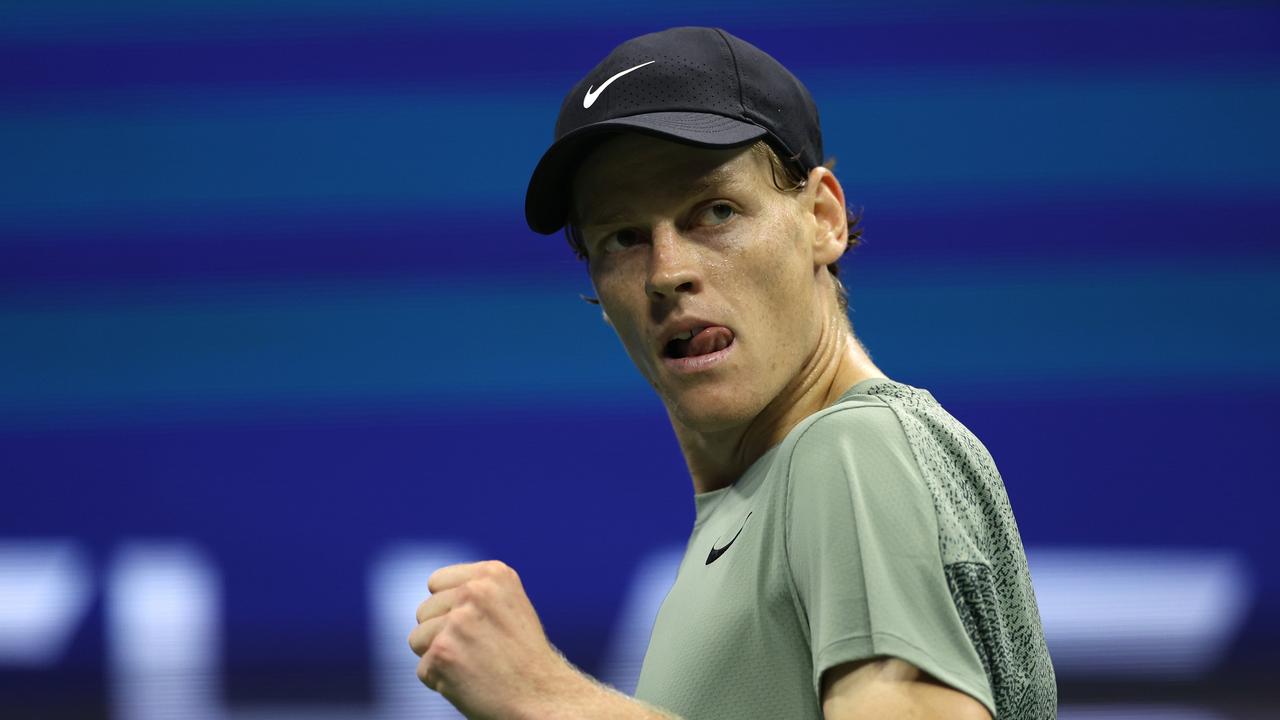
409,27,1056,719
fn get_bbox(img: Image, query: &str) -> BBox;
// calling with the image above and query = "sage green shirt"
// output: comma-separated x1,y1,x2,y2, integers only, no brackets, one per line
633,376,1056,719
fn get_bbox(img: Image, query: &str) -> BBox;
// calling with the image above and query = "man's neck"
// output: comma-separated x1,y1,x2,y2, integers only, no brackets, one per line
669,316,886,495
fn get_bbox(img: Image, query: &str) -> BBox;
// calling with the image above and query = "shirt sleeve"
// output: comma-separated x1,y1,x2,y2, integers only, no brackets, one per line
783,403,996,716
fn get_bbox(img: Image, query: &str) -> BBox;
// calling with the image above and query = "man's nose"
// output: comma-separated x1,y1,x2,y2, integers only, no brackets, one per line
644,225,700,300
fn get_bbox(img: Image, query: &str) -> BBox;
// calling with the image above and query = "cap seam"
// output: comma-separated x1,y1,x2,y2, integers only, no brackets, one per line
713,28,748,119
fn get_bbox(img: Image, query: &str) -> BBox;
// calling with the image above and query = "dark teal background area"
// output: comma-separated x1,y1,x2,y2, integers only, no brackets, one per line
2,0,1278,715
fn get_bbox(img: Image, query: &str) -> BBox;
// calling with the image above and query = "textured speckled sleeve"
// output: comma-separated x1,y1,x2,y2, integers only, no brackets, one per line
783,403,997,716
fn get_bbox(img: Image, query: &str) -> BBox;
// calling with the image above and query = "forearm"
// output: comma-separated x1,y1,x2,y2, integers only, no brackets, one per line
519,656,682,720
546,676,680,720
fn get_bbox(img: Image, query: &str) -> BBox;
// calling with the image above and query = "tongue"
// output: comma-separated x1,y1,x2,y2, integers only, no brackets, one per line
687,326,733,357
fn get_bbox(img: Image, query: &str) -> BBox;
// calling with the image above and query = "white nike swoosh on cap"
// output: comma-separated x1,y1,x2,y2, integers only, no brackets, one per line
583,60,656,109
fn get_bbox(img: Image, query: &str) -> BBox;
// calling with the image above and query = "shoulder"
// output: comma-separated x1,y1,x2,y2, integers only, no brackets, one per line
777,393,935,523
781,395,911,476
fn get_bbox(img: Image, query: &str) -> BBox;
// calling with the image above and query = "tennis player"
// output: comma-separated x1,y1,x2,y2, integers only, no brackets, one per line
409,26,1056,719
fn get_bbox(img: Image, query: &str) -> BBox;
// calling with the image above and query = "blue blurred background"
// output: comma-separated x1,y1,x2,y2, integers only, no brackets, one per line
2,1,1278,718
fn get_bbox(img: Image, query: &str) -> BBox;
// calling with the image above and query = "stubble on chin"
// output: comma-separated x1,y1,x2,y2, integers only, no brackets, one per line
662,385,757,437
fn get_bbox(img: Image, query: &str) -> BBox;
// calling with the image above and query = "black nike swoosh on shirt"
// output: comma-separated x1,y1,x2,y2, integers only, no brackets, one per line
705,511,753,565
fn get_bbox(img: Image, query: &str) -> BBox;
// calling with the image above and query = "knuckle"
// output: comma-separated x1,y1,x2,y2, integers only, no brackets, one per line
497,561,521,586
451,602,478,625
468,579,493,601
424,635,451,667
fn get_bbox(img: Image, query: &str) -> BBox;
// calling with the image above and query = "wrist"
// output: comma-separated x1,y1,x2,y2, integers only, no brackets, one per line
517,651,602,720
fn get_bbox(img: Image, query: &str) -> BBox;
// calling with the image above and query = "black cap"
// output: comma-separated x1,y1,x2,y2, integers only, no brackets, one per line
524,26,823,235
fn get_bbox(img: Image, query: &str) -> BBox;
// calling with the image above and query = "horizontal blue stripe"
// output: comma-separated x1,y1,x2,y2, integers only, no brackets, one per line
2,75,1277,225
1,0,1007,39
3,6,1277,96
2,390,1278,678
1,260,1276,428
3,193,1279,286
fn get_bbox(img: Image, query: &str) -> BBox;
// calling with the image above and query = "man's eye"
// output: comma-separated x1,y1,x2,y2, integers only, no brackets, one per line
602,229,641,253
698,203,736,226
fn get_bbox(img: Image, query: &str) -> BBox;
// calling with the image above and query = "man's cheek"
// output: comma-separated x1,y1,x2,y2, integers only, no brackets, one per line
610,323,651,371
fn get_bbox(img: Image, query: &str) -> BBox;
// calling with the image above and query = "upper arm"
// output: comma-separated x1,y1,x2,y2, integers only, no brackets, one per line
784,406,996,716
821,657,993,720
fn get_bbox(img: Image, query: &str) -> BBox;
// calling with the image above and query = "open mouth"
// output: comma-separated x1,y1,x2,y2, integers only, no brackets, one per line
663,326,735,359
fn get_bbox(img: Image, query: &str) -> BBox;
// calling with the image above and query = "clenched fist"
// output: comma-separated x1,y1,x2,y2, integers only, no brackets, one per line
408,559,579,719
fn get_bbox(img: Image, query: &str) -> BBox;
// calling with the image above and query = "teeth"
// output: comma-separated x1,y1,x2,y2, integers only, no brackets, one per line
668,326,708,344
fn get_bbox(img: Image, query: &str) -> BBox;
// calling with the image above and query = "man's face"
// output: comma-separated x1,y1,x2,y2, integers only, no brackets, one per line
572,133,831,432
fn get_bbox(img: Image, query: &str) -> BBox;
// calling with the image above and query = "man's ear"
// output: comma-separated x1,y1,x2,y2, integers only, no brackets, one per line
808,166,848,268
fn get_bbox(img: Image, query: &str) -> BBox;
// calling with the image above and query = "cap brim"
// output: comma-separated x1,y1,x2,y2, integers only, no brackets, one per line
524,111,767,235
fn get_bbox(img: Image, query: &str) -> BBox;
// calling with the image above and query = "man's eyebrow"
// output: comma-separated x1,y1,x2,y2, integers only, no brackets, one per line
579,168,742,228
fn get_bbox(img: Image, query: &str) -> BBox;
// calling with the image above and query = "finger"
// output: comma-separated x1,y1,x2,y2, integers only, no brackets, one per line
407,615,446,657
427,561,483,593
417,650,443,692
415,586,459,624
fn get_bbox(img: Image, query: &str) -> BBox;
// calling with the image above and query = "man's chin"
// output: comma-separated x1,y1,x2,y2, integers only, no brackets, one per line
662,388,756,434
